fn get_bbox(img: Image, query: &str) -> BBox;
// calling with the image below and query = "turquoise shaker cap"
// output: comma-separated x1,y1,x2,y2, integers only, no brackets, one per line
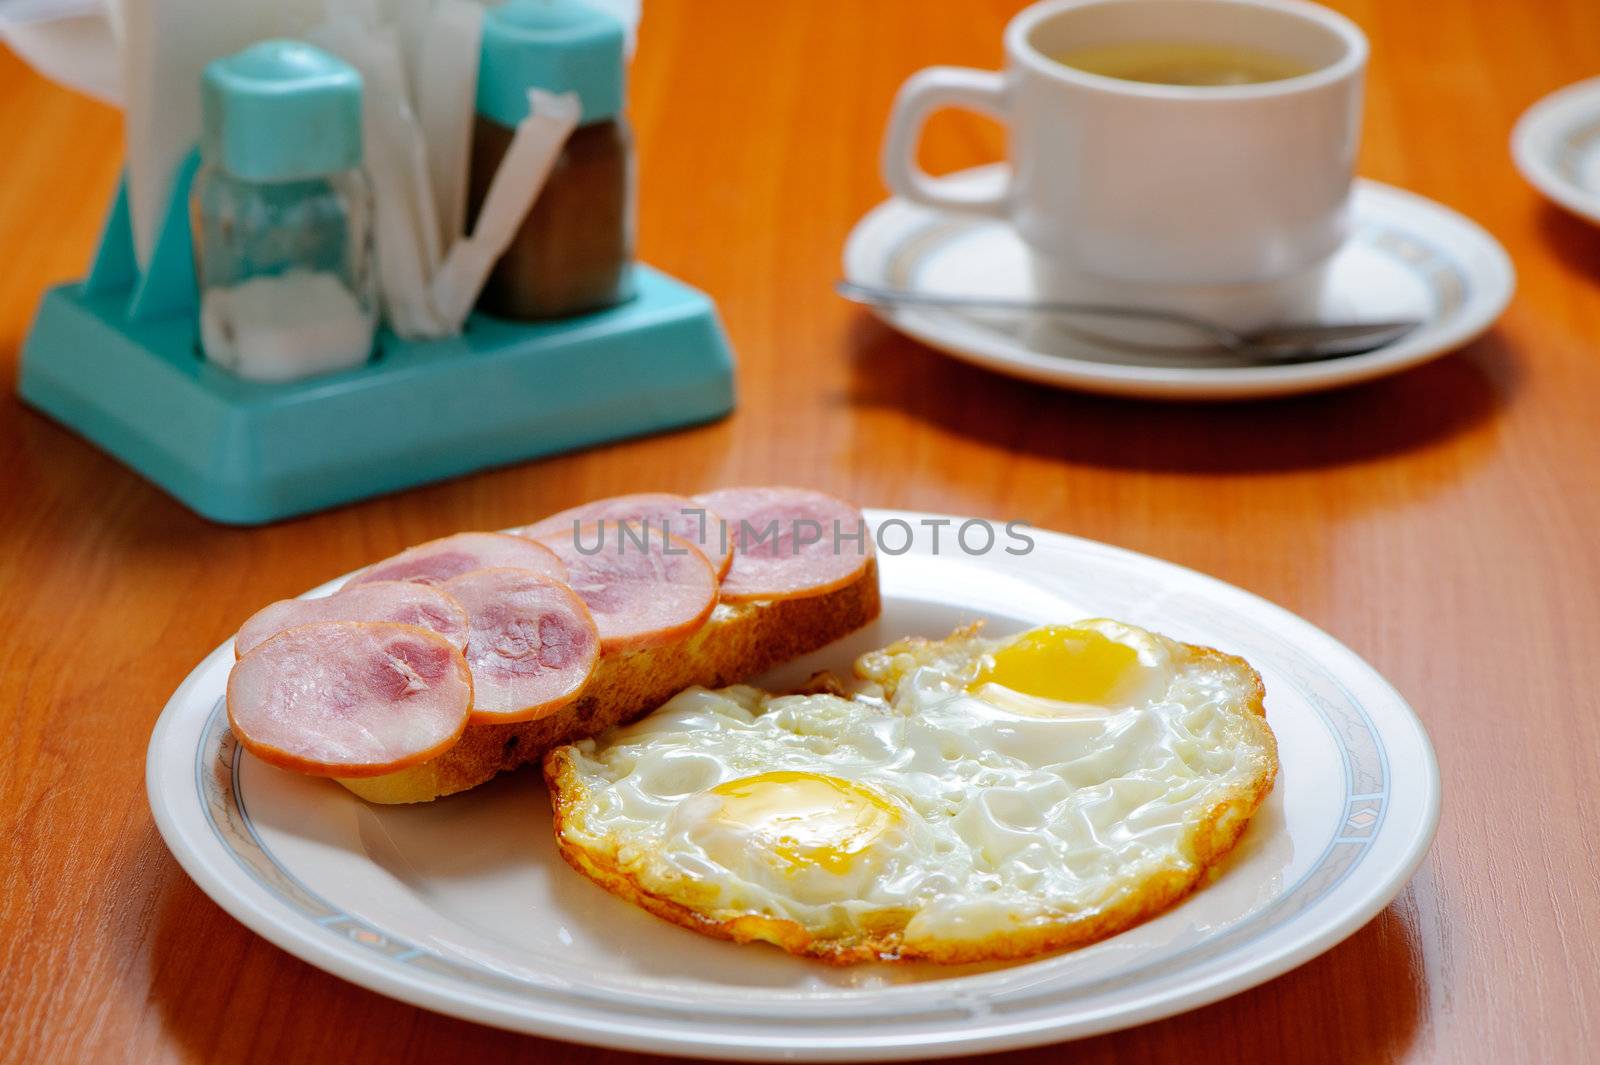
478,0,625,127
201,40,363,182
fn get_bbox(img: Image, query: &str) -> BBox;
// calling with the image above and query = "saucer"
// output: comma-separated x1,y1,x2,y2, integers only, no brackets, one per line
843,165,1514,400
1513,75,1600,226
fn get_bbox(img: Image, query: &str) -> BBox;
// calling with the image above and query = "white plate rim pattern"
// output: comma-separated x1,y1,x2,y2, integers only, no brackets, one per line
146,512,1441,1060
1512,74,1600,225
842,166,1514,400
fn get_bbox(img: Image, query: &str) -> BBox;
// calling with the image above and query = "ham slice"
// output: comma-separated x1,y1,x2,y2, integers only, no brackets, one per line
521,492,734,579
235,581,469,658
693,487,871,602
227,622,473,777
346,532,565,588
441,568,600,723
533,521,718,652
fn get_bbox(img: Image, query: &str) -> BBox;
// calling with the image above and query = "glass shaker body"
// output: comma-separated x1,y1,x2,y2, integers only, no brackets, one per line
192,166,378,382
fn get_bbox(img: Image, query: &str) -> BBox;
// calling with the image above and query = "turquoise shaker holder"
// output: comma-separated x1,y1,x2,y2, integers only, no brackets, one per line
15,150,736,525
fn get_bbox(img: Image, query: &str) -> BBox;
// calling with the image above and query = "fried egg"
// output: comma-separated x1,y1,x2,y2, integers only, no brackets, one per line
544,619,1278,964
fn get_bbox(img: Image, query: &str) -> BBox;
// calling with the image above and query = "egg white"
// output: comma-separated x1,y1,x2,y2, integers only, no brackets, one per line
545,622,1278,963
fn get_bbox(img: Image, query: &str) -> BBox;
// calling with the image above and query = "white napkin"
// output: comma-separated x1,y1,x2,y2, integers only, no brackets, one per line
407,0,483,252
0,0,120,104
310,2,447,337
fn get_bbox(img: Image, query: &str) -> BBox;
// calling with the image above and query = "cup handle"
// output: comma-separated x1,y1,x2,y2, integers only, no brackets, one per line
881,67,1011,217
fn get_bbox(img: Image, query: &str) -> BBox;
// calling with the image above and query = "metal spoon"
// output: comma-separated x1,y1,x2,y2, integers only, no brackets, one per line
836,280,1421,365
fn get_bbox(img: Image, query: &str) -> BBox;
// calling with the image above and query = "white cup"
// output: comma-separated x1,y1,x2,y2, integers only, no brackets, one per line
881,0,1367,334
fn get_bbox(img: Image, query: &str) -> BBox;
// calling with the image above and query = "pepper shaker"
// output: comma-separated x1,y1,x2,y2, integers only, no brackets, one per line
470,0,636,320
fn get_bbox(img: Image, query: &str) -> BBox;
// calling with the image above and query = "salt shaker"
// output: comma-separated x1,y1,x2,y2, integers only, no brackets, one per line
470,0,636,320
192,40,377,383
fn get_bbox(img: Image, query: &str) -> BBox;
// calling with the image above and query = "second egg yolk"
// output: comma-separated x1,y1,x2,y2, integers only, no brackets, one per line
970,623,1145,706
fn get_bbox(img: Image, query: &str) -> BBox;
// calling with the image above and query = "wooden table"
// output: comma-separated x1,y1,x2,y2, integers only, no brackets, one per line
3,1,1597,1061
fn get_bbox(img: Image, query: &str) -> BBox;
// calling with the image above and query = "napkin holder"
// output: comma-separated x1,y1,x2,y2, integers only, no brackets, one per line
16,157,736,525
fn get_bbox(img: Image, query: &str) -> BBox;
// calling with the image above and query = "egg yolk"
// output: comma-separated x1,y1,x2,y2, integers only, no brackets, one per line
971,623,1144,705
709,771,898,874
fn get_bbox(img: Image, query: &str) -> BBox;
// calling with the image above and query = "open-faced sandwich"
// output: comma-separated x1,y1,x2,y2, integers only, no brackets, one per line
226,486,881,802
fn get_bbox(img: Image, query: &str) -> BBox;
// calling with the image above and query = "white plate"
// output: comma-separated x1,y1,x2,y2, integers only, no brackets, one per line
843,166,1513,400
1513,75,1600,226
147,512,1440,1060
